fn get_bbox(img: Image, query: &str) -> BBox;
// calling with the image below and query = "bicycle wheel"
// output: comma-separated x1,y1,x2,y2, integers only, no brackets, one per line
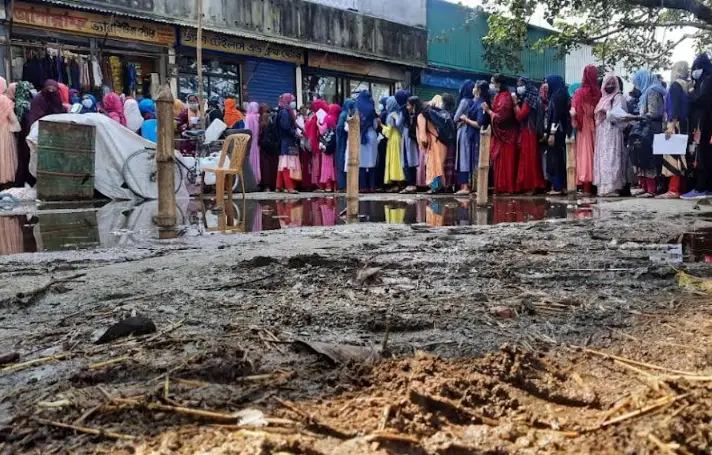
122,148,183,200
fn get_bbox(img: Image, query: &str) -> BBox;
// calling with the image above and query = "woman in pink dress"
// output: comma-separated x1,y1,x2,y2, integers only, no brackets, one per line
0,77,20,187
318,104,340,192
571,65,600,195
245,102,261,185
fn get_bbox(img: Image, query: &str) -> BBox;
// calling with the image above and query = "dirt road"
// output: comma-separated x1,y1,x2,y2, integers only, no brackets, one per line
1,208,711,454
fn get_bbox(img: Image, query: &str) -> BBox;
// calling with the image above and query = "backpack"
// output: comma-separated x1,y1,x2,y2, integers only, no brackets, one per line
425,108,456,147
321,128,337,156
259,110,282,155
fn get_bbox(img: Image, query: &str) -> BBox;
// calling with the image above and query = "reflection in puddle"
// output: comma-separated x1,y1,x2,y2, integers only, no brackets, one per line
0,197,592,255
682,227,712,263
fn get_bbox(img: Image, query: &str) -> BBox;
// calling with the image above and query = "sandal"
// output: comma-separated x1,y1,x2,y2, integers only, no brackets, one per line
636,192,654,199
656,192,680,199
601,191,620,198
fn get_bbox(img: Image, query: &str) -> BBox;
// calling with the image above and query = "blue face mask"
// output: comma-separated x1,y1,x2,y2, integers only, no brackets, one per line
82,99,93,109
693,69,703,80
290,101,297,109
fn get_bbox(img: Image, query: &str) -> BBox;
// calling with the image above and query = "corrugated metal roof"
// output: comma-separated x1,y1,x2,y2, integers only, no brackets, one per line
426,0,564,80
26,0,426,68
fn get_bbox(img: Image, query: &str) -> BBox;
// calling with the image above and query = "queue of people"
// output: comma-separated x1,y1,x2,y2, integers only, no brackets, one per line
3,52,712,200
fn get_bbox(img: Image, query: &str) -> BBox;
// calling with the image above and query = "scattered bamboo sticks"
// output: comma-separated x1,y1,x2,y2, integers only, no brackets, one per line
34,418,134,441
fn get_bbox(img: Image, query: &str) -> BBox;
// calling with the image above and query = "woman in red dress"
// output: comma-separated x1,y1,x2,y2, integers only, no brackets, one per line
484,74,518,194
514,76,546,193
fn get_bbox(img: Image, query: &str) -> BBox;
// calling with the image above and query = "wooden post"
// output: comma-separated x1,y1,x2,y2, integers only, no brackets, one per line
476,126,492,206
566,136,577,198
346,110,360,221
155,85,177,231
195,0,205,129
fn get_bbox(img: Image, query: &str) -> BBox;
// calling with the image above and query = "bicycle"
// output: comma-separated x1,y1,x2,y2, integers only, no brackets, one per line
122,130,237,200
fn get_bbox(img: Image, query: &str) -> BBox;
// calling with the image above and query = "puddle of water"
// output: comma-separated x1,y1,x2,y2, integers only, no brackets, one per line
0,197,594,255
681,227,712,263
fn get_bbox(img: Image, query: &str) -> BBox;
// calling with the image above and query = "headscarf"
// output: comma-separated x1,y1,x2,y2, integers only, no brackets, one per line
278,93,296,119
173,99,186,117
594,74,621,122
457,80,476,106
57,83,70,111
123,98,144,132
306,99,329,153
517,76,539,109
0,77,7,94
545,74,569,127
69,89,80,105
6,83,16,101
139,98,156,118
337,99,355,133
466,81,490,142
568,82,581,98
395,89,411,128
633,69,667,113
385,96,399,126
103,92,127,126
26,79,64,126
539,83,549,107
80,94,97,114
326,104,341,130
692,54,712,81
13,81,32,121
671,61,689,85
245,101,261,182
356,90,376,144
429,95,443,109
573,65,601,116
224,97,243,127
378,96,389,124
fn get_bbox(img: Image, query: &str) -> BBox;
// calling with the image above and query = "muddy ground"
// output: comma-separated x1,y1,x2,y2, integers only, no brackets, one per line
1,206,712,454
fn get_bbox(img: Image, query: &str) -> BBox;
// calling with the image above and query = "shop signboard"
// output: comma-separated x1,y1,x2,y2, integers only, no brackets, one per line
181,29,305,65
308,52,406,81
13,2,176,46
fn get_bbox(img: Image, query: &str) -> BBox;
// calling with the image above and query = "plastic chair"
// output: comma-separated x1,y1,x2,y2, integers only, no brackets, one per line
200,130,251,209
141,119,158,142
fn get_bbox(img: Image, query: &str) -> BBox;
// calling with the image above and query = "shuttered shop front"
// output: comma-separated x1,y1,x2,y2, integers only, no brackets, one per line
178,28,304,105
245,60,296,106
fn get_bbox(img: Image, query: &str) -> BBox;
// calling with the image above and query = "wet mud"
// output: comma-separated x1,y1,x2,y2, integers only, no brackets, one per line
1,208,712,453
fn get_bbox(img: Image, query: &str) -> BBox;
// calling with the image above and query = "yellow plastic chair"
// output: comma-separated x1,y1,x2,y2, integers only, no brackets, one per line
200,131,251,208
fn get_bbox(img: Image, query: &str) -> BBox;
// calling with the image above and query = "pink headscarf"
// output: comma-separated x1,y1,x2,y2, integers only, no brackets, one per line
594,74,620,124
103,92,127,126
0,77,8,95
325,104,341,130
245,102,261,184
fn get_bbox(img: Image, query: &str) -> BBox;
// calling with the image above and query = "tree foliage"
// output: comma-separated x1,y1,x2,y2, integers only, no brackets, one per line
480,0,712,73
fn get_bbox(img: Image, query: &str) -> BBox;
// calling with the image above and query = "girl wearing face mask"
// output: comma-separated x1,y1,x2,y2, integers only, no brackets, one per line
276,93,302,193
177,94,203,156
459,81,490,189
223,97,244,129
80,94,98,113
659,61,690,199
593,74,629,197
513,76,546,194
683,54,712,199
483,74,518,194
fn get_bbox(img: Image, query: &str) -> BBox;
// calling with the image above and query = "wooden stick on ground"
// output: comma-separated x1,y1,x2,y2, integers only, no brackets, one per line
647,433,678,455
1,354,68,373
596,394,689,429
366,430,421,445
378,405,392,431
88,356,130,370
577,347,703,376
34,418,134,441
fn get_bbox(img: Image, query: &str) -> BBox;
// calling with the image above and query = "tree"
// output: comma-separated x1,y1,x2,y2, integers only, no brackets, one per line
481,0,712,73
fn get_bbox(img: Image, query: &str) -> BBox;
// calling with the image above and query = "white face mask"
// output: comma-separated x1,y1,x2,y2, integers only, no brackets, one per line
187,102,199,111
81,99,93,109
693,69,703,80
290,101,297,109
516,86,526,95
489,83,497,91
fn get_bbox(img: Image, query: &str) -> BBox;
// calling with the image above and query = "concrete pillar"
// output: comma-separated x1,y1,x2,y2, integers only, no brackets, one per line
168,47,178,98
295,64,303,108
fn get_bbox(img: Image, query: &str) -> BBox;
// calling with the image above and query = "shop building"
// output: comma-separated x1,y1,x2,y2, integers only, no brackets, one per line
418,0,565,98
16,0,428,107
8,2,175,97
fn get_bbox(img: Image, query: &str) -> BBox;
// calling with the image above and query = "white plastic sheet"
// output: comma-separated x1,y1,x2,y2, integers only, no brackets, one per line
26,113,190,200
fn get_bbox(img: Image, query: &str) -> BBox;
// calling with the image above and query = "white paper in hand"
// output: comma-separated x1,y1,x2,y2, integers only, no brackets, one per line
653,134,687,155
316,109,327,124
